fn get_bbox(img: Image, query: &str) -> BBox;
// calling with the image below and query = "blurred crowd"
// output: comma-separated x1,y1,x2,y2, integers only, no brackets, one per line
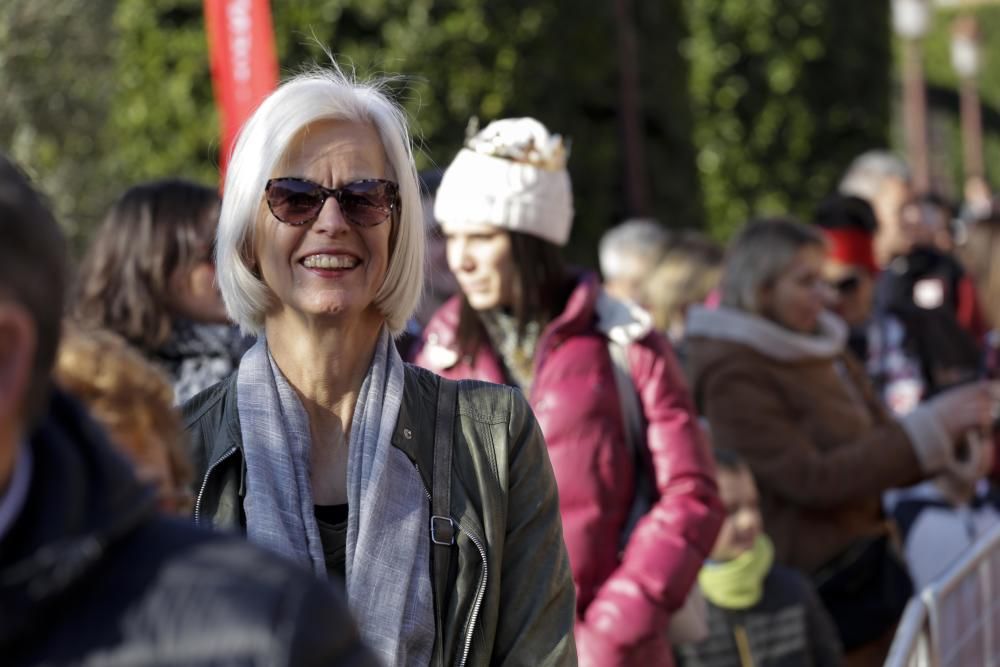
3,64,1000,667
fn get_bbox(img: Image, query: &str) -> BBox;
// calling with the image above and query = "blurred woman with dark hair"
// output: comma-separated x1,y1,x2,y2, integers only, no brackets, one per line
72,179,248,403
416,117,723,667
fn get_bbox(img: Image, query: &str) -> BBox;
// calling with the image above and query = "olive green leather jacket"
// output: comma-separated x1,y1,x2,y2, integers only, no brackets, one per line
183,364,577,667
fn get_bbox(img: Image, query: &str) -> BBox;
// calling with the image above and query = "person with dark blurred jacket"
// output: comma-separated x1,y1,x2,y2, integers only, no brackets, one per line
869,193,984,415
0,154,376,666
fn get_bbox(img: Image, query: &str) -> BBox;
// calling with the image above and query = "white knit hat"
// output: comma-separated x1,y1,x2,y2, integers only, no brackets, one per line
434,118,574,247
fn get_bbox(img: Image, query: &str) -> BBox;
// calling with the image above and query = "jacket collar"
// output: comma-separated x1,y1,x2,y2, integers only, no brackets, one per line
0,390,155,644
593,286,653,345
201,366,440,503
686,305,847,362
421,272,652,371
390,364,440,493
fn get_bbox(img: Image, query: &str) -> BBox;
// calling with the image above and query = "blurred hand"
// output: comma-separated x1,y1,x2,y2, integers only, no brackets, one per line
929,381,999,442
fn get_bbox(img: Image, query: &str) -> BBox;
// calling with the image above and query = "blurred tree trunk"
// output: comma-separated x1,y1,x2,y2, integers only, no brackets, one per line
614,0,650,218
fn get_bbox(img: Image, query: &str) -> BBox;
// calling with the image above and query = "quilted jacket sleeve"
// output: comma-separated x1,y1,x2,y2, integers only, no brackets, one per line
577,333,723,664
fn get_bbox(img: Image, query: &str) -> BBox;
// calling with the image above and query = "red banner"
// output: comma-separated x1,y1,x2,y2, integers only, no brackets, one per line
204,0,278,178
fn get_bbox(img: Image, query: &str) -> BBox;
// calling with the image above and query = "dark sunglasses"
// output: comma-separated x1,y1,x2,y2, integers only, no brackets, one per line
265,177,399,227
830,274,861,295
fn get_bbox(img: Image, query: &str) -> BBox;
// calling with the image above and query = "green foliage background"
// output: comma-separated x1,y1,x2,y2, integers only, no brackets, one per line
684,0,892,239
1,0,909,261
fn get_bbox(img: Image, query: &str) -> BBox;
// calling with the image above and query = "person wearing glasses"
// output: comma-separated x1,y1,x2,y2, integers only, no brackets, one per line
184,68,576,666
72,179,249,404
0,152,377,667
415,117,723,667
685,217,997,666
813,194,880,362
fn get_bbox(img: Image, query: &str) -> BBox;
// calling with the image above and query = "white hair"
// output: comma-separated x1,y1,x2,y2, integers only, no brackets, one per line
598,218,671,279
216,67,424,336
838,150,910,202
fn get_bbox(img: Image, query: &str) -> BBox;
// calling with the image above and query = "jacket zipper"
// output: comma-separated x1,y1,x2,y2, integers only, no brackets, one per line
194,445,238,524
457,525,487,667
415,463,432,502
414,463,488,667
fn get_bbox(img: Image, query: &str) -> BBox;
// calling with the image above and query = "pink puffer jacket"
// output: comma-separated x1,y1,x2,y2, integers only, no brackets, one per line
414,273,723,666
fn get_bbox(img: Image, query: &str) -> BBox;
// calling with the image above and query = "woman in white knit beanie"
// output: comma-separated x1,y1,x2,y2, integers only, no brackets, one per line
415,117,724,667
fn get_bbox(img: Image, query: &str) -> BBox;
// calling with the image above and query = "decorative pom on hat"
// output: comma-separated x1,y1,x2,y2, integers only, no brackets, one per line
463,117,569,171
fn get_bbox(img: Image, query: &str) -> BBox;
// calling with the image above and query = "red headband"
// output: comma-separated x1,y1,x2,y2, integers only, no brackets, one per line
823,227,878,274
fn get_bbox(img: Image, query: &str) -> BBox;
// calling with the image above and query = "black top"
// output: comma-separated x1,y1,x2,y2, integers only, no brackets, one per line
315,504,349,580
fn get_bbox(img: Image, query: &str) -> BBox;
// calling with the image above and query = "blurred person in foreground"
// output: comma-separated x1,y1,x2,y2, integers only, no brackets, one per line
54,326,194,515
0,154,375,666
676,448,841,667
812,194,880,361
685,218,997,666
599,217,673,306
416,117,723,667
640,231,723,351
73,178,250,404
185,70,576,665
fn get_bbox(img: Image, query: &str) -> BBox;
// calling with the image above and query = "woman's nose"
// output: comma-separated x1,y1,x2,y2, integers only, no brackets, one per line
311,198,351,235
736,508,759,532
447,238,473,272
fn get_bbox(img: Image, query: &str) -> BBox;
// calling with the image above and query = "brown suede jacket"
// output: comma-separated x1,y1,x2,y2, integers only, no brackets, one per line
685,306,953,573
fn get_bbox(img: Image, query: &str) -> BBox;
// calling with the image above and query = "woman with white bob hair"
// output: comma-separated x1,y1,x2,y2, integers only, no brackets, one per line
183,67,577,666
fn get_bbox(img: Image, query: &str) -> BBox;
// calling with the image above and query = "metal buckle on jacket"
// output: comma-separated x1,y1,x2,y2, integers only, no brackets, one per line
430,515,456,546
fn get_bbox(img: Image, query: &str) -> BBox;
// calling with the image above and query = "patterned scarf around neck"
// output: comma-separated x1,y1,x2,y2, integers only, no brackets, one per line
480,309,542,392
699,534,775,610
238,329,435,666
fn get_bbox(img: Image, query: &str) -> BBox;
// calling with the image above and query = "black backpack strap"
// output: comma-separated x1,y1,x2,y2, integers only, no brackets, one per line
431,376,457,666
608,340,655,550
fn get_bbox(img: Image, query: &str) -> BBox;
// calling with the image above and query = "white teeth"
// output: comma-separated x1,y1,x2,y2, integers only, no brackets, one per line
302,254,360,270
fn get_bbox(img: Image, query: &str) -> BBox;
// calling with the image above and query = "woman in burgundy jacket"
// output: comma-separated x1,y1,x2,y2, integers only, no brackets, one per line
414,117,723,667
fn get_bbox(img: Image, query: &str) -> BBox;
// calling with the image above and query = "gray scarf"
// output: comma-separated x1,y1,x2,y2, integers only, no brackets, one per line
238,329,434,666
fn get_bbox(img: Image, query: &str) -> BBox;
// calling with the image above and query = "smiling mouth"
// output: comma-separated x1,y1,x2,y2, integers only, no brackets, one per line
301,254,360,270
